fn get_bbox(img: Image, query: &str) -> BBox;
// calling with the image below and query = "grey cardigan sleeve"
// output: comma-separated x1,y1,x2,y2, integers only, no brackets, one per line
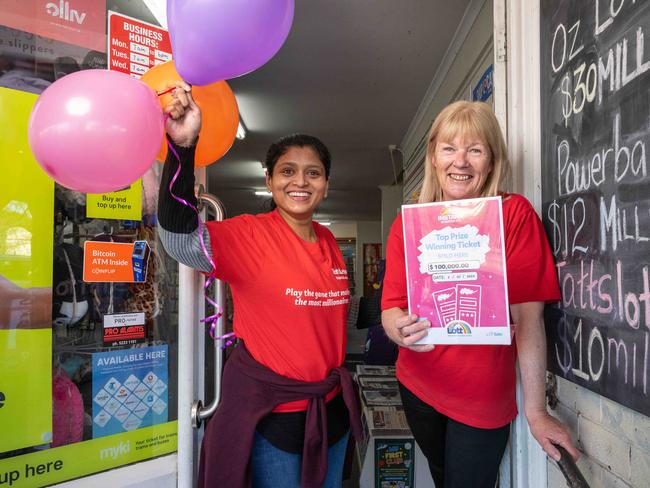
157,138,214,273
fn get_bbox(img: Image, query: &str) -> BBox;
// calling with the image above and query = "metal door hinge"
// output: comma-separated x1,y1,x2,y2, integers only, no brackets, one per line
496,30,507,63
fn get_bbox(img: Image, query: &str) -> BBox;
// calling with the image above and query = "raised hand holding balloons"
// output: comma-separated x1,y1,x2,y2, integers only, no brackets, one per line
141,61,239,167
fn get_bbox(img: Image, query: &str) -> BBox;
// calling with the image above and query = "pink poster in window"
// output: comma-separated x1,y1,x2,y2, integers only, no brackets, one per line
0,0,106,52
401,196,510,344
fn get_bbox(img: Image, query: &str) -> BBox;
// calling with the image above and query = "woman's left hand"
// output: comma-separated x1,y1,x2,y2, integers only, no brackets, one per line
513,301,581,462
527,410,580,462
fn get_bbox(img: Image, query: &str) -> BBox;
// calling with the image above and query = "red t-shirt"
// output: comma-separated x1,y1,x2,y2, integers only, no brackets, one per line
206,210,350,412
381,193,560,428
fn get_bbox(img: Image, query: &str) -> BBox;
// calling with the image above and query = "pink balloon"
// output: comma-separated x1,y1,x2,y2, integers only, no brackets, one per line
28,69,164,194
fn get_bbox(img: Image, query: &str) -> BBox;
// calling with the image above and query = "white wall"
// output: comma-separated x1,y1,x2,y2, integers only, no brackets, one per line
548,378,650,488
328,222,357,239
400,0,493,203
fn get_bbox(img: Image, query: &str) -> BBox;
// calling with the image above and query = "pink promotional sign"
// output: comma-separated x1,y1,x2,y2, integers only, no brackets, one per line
0,0,106,52
402,196,510,344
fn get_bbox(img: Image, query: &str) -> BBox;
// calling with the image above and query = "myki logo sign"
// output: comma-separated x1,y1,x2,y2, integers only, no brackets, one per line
45,0,87,24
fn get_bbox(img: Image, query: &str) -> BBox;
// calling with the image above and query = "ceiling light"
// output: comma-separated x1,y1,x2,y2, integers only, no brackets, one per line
316,221,331,226
254,191,272,196
236,120,247,140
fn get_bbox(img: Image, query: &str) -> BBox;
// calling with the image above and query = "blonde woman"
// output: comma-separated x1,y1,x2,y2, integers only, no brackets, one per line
381,101,578,488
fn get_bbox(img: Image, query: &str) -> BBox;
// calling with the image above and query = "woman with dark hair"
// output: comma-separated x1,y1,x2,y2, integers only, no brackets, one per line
158,83,360,488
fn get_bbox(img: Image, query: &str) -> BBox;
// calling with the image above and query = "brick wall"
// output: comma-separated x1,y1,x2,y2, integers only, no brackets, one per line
548,376,650,487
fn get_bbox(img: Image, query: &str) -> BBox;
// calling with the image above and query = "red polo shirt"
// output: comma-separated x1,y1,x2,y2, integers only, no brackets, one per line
382,193,560,428
207,210,350,412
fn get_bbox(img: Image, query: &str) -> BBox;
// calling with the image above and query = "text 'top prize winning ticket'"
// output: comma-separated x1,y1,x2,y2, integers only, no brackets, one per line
401,196,510,344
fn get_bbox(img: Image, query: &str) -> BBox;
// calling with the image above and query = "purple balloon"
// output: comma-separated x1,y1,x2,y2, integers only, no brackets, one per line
168,0,295,86
28,70,164,194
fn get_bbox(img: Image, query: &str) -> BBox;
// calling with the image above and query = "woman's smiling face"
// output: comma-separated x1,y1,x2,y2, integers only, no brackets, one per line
432,135,492,201
266,145,328,221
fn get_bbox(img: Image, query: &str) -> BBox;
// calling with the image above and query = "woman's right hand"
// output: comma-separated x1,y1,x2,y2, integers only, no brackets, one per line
164,81,201,148
381,307,434,352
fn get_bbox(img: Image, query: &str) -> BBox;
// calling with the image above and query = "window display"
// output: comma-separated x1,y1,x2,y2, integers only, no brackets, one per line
0,4,180,485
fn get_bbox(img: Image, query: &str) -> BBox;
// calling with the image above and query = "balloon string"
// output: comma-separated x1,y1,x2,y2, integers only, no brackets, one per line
157,87,175,97
165,118,235,348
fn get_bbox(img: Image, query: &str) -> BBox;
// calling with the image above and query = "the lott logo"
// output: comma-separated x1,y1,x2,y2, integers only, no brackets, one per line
446,320,472,336
45,0,87,24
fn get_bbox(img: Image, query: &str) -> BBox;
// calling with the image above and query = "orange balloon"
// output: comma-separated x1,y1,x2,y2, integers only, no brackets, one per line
141,61,239,167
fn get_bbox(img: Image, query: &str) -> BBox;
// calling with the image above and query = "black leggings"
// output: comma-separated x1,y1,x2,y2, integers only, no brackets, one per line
399,383,510,488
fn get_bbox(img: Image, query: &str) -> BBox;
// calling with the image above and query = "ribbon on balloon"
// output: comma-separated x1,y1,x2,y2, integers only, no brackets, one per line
163,108,235,347
142,61,239,168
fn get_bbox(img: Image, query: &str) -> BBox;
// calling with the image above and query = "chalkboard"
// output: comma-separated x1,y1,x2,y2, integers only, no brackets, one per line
541,0,650,417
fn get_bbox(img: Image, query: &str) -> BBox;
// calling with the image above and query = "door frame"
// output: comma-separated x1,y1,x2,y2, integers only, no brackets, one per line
177,167,208,487
494,0,549,486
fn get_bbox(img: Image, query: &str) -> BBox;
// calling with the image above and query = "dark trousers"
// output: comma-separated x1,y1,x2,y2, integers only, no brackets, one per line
399,383,510,488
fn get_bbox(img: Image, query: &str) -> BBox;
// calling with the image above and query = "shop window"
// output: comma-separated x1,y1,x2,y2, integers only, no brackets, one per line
0,2,180,485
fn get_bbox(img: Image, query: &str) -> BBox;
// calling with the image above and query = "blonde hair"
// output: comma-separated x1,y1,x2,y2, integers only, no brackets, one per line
418,101,511,203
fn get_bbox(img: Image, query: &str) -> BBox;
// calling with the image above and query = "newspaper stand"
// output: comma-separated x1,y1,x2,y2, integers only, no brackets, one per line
355,365,435,488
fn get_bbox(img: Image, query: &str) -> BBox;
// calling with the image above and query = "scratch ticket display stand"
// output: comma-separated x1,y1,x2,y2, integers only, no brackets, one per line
355,365,435,488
